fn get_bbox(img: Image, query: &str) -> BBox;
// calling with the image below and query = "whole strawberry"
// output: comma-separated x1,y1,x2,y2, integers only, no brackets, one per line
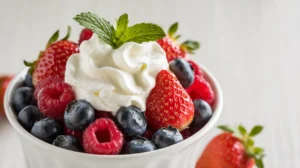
196,125,265,168
145,70,194,131
157,22,200,62
0,75,13,115
24,26,78,86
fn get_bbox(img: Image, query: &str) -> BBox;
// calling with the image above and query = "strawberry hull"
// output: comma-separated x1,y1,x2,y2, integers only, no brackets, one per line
4,67,223,168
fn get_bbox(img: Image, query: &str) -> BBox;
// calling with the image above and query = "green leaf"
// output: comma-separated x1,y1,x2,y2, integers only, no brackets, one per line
23,60,35,66
74,12,116,48
46,30,59,48
117,23,165,47
115,13,129,38
61,26,71,41
181,40,200,54
238,125,247,136
253,147,264,155
246,138,254,146
174,35,181,40
168,22,178,37
255,158,264,168
218,125,234,133
249,125,263,137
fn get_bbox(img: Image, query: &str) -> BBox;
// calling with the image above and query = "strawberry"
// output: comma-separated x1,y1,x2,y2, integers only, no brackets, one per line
24,26,78,86
78,28,93,44
145,70,194,131
196,125,265,168
157,22,200,62
0,75,13,115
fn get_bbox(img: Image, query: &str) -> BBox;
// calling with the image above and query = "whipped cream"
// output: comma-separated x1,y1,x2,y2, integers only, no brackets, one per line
65,34,168,115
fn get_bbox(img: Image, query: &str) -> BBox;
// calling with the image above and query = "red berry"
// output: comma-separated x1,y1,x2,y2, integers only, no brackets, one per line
180,129,192,139
157,37,186,62
63,124,83,142
37,82,75,119
83,118,124,155
188,60,204,77
95,110,114,119
145,70,194,131
79,28,93,45
142,129,154,140
186,76,214,105
0,76,13,115
34,76,63,99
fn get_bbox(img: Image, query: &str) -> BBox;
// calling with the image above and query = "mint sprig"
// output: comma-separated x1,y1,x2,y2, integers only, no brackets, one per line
74,12,166,49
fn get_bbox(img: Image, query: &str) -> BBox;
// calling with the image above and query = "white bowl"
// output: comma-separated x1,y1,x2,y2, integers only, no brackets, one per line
4,66,223,168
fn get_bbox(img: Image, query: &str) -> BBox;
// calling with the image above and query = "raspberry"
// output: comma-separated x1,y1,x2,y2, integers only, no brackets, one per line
186,76,215,105
63,124,83,142
37,82,75,119
34,76,63,98
83,118,124,155
188,60,204,77
95,110,114,119
79,28,93,45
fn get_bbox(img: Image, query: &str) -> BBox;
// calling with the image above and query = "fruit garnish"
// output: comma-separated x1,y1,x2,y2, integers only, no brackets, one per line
53,135,81,152
0,75,13,115
152,126,183,149
190,99,212,129
186,76,214,105
126,137,156,154
196,125,265,168
17,105,42,131
145,70,194,131
78,28,93,44
74,12,165,49
83,118,124,155
188,60,204,78
169,58,195,88
12,87,36,113
31,118,62,143
24,26,78,86
157,22,200,62
34,76,63,99
37,81,75,119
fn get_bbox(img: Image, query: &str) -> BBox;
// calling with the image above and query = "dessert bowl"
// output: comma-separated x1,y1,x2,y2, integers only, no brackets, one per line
4,65,223,168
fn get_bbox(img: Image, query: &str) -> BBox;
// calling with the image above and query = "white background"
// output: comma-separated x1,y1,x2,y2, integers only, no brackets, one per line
0,0,299,167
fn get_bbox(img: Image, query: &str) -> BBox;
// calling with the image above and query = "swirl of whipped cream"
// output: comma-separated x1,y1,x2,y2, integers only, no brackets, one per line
65,34,169,115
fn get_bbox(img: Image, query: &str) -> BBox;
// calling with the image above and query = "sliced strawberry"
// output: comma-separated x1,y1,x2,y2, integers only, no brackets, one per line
145,70,194,131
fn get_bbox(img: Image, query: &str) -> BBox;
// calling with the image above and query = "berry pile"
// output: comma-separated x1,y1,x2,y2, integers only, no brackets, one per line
12,12,216,155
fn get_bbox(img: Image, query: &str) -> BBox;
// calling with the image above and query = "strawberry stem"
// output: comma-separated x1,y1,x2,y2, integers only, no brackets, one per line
61,26,71,41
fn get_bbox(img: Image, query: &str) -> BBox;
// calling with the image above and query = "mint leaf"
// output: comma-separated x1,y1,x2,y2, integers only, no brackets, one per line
238,125,247,136
117,23,165,47
218,125,234,133
249,125,263,137
74,12,116,48
116,13,129,38
168,22,178,37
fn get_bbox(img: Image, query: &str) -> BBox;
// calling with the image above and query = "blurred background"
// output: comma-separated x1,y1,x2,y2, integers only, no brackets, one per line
0,0,299,167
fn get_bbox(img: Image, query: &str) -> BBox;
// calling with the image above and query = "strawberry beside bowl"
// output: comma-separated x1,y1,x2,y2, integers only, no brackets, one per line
4,64,223,168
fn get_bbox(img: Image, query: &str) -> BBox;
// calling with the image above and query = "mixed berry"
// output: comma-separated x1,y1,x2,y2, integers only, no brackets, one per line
12,12,215,155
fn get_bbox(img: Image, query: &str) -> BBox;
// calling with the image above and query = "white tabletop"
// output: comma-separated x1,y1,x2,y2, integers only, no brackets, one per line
0,0,299,167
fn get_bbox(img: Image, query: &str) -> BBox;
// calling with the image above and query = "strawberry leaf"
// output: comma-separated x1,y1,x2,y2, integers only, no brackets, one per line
115,13,129,39
238,125,247,136
61,26,71,41
218,125,234,133
255,158,264,168
74,12,116,48
46,30,59,48
253,147,264,155
249,125,263,137
168,22,178,37
181,40,200,54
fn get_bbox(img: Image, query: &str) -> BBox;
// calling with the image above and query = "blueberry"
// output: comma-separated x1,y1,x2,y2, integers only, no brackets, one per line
190,99,212,128
31,118,62,143
23,71,34,88
116,106,147,136
52,135,81,152
18,105,42,130
152,126,183,149
126,137,156,154
64,100,95,131
169,58,195,88
12,87,36,113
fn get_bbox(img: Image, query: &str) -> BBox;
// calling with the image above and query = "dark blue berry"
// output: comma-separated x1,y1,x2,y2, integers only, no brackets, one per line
116,106,147,136
12,87,36,113
126,137,156,154
18,105,42,130
64,100,95,131
52,135,81,152
23,71,34,88
31,118,62,143
169,58,195,88
190,99,212,128
152,126,183,149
